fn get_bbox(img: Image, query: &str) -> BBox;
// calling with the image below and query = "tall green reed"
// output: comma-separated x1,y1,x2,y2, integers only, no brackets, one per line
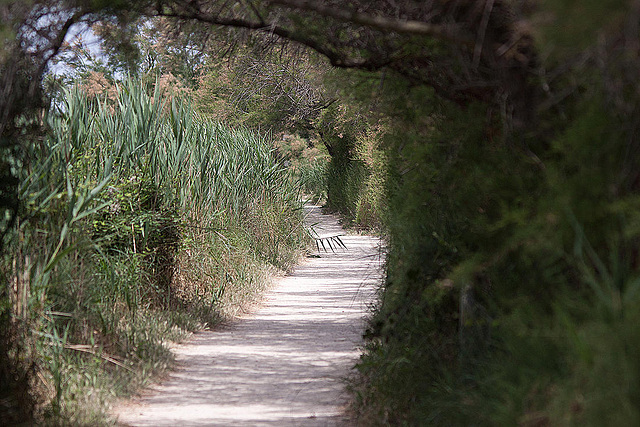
5,77,307,422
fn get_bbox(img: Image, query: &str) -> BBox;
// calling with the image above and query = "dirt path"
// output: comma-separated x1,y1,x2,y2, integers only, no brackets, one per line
112,205,383,426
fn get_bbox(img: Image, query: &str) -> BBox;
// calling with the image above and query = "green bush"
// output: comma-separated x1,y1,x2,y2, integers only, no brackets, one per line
297,157,329,204
315,101,386,229
350,53,640,424
3,77,307,423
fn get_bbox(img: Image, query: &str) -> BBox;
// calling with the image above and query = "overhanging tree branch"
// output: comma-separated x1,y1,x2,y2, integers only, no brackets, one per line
149,0,537,127
38,11,87,80
155,7,391,69
266,0,474,47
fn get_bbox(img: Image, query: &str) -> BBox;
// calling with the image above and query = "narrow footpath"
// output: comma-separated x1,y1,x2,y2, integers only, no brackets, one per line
113,205,383,426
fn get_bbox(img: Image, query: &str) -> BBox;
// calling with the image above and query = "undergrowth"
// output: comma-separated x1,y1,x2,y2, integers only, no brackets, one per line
273,133,330,205
2,78,307,424
316,101,386,230
336,8,640,422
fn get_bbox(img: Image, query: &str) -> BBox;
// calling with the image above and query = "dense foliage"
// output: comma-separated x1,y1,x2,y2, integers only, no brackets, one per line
2,78,306,423
343,3,640,426
3,0,640,425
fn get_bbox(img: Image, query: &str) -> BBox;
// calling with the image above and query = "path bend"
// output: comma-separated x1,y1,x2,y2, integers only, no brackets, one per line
113,205,383,426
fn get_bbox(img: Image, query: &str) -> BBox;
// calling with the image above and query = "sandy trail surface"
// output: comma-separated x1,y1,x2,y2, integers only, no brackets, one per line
112,205,383,426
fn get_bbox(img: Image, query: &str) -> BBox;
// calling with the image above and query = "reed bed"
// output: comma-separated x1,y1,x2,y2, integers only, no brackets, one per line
4,78,307,423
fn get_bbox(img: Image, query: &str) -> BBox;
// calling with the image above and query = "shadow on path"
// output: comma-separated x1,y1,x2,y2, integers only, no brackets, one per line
113,205,383,426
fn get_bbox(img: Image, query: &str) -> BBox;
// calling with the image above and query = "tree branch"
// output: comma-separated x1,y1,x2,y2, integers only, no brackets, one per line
38,11,87,80
155,7,391,69
473,0,495,68
266,0,474,47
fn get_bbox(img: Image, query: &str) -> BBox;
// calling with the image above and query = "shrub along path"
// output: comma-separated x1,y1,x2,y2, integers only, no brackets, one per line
112,205,383,426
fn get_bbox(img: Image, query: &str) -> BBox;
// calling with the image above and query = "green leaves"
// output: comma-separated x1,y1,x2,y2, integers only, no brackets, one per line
6,75,308,423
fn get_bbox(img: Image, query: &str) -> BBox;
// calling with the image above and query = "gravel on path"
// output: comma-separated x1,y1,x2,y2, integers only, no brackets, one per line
112,205,383,426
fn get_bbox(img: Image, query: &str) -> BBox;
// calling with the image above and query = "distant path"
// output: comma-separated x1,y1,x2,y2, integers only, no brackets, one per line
113,205,383,426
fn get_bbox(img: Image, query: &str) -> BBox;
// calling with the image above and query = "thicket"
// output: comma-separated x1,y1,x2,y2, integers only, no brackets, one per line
1,78,306,423
3,1,640,425
346,4,640,427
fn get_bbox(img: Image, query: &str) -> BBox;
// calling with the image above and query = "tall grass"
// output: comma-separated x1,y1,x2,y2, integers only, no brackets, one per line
4,77,307,423
296,157,328,204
